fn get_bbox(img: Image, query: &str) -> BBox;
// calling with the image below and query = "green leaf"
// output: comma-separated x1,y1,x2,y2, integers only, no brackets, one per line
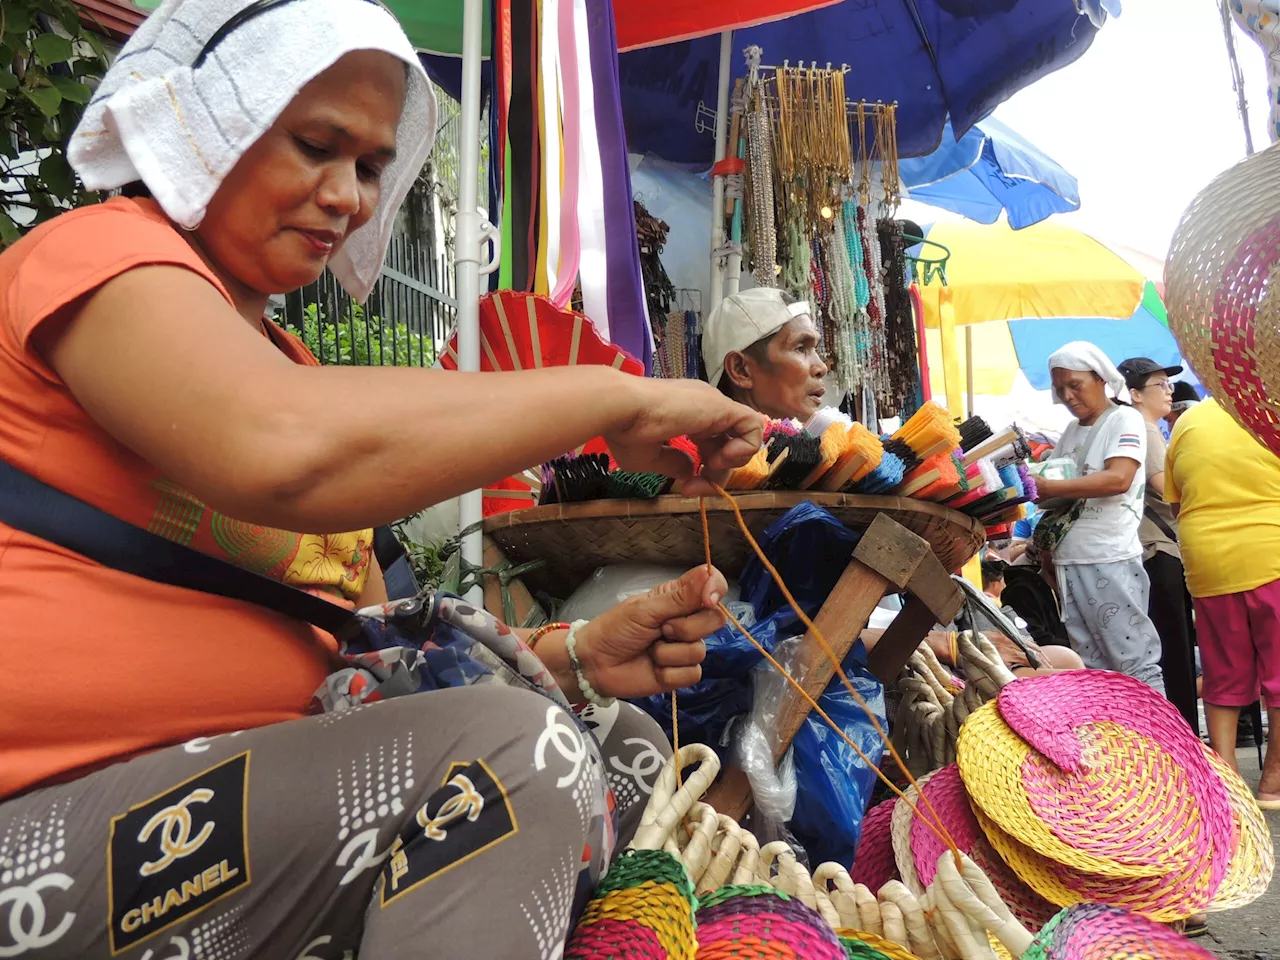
50,75,89,103
22,84,61,118
32,33,74,67
39,152,74,199
0,212,18,246
0,71,18,92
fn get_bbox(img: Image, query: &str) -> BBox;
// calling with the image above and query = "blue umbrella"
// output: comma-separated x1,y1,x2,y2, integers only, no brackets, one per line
900,117,1080,229
426,3,1118,166
615,1,1117,165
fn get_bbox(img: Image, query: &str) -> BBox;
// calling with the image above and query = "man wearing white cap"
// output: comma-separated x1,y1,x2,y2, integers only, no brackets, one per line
702,288,829,421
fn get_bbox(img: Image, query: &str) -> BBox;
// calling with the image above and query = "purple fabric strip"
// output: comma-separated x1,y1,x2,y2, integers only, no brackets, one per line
584,0,652,372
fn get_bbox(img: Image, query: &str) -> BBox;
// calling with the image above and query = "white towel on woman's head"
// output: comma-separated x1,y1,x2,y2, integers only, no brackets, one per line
1047,341,1127,402
67,0,436,302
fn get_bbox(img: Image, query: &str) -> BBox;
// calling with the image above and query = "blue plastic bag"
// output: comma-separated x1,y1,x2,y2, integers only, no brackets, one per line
633,502,885,860
789,643,885,867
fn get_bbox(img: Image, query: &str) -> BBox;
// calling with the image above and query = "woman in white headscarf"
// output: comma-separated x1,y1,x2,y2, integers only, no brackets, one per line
1033,342,1165,693
0,2,762,957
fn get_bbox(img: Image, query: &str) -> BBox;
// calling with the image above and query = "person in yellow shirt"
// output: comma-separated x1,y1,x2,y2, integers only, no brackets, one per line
1166,398,1280,806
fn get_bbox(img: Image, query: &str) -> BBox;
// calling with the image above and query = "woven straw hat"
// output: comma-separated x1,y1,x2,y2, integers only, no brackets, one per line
1167,140,1280,456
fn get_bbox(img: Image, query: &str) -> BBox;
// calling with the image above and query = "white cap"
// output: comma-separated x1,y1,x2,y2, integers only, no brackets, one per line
702,288,812,388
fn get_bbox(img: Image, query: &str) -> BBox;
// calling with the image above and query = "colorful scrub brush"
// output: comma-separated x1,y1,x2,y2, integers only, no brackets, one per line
799,422,850,490
958,415,992,453
881,436,922,475
667,435,702,476
764,418,801,442
898,451,959,498
945,458,1002,509
852,450,906,494
765,431,823,490
963,426,1031,468
893,401,962,460
1016,462,1038,503
820,423,884,491
606,471,669,500
726,445,772,490
539,453,612,505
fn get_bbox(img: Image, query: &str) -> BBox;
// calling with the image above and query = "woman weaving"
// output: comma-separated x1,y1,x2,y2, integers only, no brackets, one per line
0,2,763,957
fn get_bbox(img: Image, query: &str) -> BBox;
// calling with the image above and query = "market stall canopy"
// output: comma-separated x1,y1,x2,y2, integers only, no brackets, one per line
914,219,1147,331
899,117,1079,230
616,1,1118,164
377,0,841,57
922,280,1182,400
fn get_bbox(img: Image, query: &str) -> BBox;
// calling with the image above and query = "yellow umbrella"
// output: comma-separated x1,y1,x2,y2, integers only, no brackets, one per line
914,219,1148,417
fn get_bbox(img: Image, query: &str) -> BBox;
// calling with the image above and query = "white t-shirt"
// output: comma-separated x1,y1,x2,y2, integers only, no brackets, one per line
1050,404,1147,565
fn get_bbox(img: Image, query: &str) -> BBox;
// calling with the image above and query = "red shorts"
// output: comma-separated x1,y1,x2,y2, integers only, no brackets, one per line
1194,576,1280,707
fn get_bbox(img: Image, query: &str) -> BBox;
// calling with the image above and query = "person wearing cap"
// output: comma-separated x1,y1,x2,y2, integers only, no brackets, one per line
703,288,829,421
1119,357,1200,734
1166,381,1201,431
1033,342,1165,693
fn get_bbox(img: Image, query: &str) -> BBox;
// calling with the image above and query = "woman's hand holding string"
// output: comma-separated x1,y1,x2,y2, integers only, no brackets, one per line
537,565,728,703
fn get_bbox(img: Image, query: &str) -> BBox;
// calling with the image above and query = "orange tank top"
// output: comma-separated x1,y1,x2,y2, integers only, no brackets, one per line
0,198,373,798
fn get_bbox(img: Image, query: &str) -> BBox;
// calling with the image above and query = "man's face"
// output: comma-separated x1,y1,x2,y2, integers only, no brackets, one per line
734,315,829,421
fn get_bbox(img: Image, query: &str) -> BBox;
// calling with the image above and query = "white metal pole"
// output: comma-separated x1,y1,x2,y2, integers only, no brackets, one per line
455,0,487,607
709,31,733,311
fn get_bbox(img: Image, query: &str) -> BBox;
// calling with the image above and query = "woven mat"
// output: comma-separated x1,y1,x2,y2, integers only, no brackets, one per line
908,764,1057,929
996,672,1234,892
1204,748,1275,912
973,782,1214,922
1026,903,1219,960
484,492,985,597
957,704,1164,880
835,929,922,960
850,799,899,892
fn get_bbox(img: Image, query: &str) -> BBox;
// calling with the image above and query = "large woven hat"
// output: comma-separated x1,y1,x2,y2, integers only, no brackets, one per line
996,672,1235,893
1166,141,1280,456
850,799,899,892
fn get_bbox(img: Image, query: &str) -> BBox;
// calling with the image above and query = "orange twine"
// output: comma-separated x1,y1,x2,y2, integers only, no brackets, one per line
686,485,961,863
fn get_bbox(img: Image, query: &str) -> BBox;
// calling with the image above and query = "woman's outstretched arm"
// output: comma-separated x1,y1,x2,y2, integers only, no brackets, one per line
37,265,762,532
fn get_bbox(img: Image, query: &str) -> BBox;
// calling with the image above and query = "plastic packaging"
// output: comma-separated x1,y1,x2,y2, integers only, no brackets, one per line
558,564,741,623
1026,457,1078,481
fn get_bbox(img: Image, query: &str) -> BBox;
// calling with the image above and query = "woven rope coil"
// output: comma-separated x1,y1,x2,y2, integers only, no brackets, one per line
1166,140,1280,458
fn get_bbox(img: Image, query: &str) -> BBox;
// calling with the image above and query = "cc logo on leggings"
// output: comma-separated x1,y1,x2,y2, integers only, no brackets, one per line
0,873,76,957
138,789,216,876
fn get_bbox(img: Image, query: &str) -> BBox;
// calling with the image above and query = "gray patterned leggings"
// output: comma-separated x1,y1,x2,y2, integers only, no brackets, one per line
0,686,669,960
1058,558,1166,694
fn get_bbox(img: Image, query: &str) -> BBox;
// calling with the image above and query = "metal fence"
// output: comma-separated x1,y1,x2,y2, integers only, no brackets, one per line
275,237,456,367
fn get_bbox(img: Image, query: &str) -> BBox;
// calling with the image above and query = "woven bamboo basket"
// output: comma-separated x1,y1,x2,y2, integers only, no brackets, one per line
484,492,985,597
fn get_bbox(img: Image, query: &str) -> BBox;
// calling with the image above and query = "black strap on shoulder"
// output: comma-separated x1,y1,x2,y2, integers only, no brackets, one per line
0,458,358,636
1143,503,1179,542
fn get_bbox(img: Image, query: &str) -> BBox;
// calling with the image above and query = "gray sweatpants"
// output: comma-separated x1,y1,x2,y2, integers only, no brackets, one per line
1058,558,1166,693
0,686,669,960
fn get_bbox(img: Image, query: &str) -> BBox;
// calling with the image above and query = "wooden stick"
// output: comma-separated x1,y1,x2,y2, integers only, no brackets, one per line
896,468,940,498
919,437,958,460
819,452,868,492
962,429,1017,468
764,446,792,481
482,488,538,500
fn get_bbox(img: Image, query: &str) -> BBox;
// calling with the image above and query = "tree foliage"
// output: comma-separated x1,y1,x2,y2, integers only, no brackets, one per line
1,0,109,245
